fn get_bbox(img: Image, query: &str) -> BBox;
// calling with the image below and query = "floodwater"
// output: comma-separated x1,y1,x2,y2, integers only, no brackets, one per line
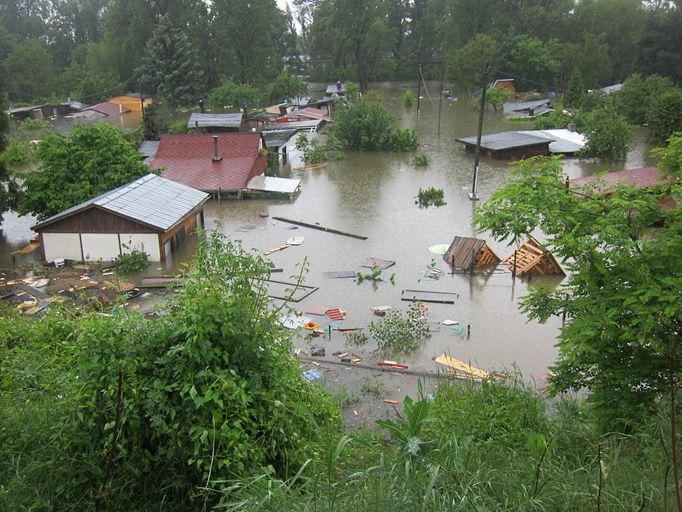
0,82,656,384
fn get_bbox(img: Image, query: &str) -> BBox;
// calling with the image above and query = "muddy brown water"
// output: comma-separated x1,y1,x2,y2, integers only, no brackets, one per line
0,82,656,403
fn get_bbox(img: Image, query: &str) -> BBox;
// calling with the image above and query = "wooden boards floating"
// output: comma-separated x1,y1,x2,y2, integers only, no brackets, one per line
266,279,318,302
434,353,489,380
361,258,395,270
272,217,368,240
324,271,357,279
401,289,459,304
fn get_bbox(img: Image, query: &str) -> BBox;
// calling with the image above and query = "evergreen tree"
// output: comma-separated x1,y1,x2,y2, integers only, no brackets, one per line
138,15,204,106
142,103,167,141
0,93,18,219
564,69,586,109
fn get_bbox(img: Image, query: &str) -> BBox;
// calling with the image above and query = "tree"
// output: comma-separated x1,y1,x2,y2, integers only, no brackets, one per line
648,89,682,143
269,71,308,104
2,38,56,102
207,79,262,110
138,15,204,106
15,123,149,220
505,36,562,90
213,0,288,85
475,86,512,113
446,34,498,91
616,73,674,126
0,94,18,219
564,69,586,109
142,103,167,141
474,147,682,507
581,104,632,160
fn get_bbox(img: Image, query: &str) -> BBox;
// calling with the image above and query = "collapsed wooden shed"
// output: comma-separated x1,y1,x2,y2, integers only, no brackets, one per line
503,237,564,276
443,236,501,271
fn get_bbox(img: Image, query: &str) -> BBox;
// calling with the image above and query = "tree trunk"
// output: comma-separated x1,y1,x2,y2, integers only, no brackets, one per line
355,47,368,93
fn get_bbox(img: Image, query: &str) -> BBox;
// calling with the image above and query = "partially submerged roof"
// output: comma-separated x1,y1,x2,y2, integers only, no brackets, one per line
456,132,553,151
138,140,160,163
86,101,131,116
187,112,243,129
570,167,670,192
443,236,501,270
262,119,322,132
326,82,346,95
282,107,333,123
33,174,209,232
262,130,297,148
518,129,587,154
246,175,301,194
151,133,266,192
503,99,553,118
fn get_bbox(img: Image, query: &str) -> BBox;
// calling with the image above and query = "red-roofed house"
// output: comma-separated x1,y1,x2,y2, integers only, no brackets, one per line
570,167,677,211
150,134,268,196
570,167,670,192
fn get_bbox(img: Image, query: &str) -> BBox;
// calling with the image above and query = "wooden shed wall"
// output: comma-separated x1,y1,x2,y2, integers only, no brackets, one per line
37,207,159,234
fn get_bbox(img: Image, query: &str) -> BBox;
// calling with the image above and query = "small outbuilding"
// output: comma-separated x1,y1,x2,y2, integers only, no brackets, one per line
456,132,554,159
503,98,553,118
33,174,209,263
443,236,501,271
503,237,564,277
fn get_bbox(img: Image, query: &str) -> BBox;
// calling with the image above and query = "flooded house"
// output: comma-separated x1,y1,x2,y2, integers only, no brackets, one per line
32,174,209,263
149,133,300,199
456,131,554,159
109,92,152,112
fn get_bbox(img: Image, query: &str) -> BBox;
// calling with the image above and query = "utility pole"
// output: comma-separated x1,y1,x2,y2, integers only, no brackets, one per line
416,65,422,120
469,63,490,201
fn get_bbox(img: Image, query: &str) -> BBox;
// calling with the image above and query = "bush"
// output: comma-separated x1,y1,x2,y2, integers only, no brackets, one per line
581,104,632,160
1,139,32,165
414,153,430,166
167,119,193,134
368,303,431,353
19,118,52,133
114,246,150,274
402,89,415,108
416,187,446,207
295,133,344,164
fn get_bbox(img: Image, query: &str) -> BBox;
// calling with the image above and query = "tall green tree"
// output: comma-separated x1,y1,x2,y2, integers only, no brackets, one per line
581,104,632,160
2,39,56,102
138,15,204,106
564,69,586,109
269,71,308,104
446,33,498,91
15,123,149,220
474,147,682,425
0,93,17,219
649,89,682,143
213,0,288,85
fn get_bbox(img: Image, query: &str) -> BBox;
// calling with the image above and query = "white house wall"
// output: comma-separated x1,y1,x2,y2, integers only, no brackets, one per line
119,233,161,261
42,233,81,262
81,233,121,262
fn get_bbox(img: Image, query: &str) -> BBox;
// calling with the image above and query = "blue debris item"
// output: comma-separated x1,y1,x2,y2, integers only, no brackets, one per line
450,325,466,336
302,369,322,382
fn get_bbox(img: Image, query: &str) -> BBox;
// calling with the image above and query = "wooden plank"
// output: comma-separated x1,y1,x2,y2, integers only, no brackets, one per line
401,289,459,304
434,354,489,379
272,217,368,240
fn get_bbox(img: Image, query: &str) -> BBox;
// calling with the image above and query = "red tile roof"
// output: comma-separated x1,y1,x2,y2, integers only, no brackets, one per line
570,167,670,192
87,101,130,116
150,134,267,192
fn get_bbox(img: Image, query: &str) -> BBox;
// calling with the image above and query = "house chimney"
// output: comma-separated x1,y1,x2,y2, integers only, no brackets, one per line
336,80,342,91
212,135,222,162
567,122,576,133
199,99,205,113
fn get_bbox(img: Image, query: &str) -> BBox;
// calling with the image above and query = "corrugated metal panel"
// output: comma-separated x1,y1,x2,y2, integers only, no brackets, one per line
246,176,301,194
34,174,208,232
456,132,553,151
187,112,243,128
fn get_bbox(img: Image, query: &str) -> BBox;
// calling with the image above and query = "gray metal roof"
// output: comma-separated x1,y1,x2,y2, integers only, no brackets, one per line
456,132,554,151
187,112,243,128
138,140,160,158
262,119,321,132
34,174,209,232
503,99,552,116
325,83,346,94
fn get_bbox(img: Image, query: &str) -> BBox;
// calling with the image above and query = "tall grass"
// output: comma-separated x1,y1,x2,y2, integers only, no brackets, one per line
218,378,668,511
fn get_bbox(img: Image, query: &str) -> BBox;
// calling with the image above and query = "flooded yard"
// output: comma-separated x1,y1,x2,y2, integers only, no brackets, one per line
0,82,657,416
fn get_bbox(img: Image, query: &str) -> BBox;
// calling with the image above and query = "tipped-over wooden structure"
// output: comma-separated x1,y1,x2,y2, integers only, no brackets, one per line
435,354,489,380
443,236,501,271
503,237,564,277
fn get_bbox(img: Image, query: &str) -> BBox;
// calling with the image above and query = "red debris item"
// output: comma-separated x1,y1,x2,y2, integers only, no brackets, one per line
326,308,346,321
377,360,408,370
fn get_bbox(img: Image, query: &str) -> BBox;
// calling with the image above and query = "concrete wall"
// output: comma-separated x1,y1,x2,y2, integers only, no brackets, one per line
120,233,161,261
81,233,121,262
42,233,81,262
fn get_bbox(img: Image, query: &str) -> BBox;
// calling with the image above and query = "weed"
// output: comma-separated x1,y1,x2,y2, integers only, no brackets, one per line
413,153,430,167
416,187,446,207
333,386,360,408
359,377,384,398
402,89,415,108
344,330,369,347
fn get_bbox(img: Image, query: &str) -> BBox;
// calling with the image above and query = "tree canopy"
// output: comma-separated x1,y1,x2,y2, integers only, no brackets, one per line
15,123,149,220
474,141,682,425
